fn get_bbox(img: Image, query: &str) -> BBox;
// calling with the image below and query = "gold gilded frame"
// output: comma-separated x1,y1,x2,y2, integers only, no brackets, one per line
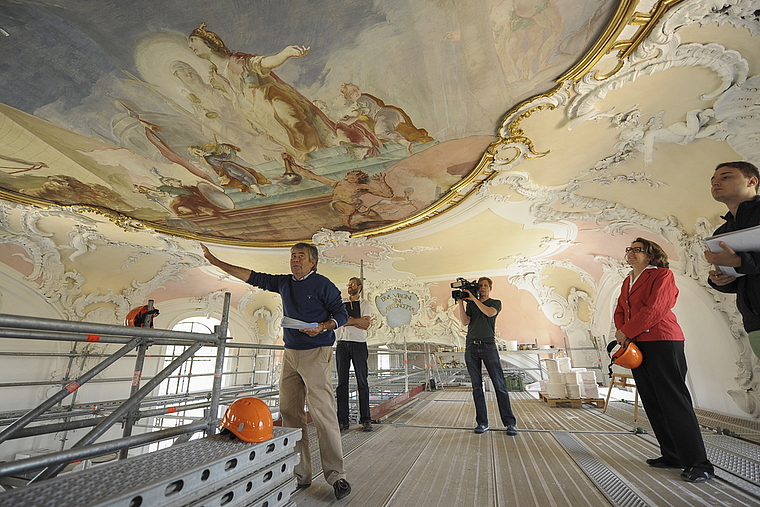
0,0,685,247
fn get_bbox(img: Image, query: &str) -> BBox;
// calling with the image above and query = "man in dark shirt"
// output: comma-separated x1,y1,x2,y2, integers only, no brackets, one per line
201,242,352,500
705,161,760,359
456,277,517,435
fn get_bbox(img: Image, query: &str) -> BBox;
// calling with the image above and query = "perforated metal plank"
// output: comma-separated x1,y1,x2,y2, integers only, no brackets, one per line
553,431,650,507
0,427,301,507
704,434,760,485
184,456,299,507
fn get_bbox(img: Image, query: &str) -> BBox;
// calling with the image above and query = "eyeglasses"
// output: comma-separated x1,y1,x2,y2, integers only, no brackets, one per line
625,247,646,253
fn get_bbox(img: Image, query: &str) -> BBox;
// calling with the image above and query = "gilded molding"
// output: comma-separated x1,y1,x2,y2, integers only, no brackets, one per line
558,0,687,83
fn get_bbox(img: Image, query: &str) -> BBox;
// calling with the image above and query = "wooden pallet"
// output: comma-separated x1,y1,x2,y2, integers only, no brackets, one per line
540,393,606,409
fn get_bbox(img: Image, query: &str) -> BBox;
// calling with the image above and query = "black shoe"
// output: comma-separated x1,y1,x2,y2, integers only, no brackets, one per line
362,421,373,432
682,468,714,483
474,424,489,434
339,423,349,431
647,457,680,469
506,425,517,436
333,478,351,499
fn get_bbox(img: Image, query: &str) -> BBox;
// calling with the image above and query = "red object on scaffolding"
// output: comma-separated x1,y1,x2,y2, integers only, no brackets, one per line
125,305,160,328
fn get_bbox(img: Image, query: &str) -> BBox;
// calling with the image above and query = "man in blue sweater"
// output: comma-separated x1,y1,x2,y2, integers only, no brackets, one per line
201,242,351,500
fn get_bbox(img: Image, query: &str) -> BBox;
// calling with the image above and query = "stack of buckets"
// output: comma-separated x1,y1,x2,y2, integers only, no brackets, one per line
544,357,599,399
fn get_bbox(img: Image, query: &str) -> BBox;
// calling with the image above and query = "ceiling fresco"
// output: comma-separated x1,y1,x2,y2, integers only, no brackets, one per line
0,0,616,244
3,0,760,419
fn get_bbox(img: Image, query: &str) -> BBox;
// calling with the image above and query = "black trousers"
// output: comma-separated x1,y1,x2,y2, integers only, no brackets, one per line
335,340,371,425
464,342,516,427
631,341,713,473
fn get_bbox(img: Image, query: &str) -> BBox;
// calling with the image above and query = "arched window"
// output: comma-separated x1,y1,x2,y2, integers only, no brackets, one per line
149,316,231,450
160,316,230,395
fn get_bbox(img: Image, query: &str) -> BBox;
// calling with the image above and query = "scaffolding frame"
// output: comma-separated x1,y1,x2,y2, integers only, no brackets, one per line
0,298,433,490
0,293,233,483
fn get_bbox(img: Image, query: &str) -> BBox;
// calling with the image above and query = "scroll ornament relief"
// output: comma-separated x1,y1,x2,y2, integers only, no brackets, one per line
504,257,599,365
483,1,760,414
312,227,437,272
239,287,283,345
192,289,230,321
0,201,205,323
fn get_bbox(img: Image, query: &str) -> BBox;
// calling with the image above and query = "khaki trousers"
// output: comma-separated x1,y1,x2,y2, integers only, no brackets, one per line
279,346,346,485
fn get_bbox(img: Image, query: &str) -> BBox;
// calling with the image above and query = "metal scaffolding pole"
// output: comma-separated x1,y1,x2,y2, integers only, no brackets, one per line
30,340,208,482
0,313,216,342
3,389,279,441
208,293,231,436
0,337,141,446
120,338,148,455
119,300,157,460
57,341,81,452
0,327,211,346
0,384,278,426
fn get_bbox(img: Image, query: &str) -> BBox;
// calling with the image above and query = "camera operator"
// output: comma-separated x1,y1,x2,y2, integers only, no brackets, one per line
455,277,517,436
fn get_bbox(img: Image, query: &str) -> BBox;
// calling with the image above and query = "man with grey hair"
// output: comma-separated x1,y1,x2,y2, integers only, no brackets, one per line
201,242,351,499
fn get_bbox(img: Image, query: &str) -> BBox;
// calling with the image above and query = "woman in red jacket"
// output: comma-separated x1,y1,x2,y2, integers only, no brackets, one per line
614,238,714,483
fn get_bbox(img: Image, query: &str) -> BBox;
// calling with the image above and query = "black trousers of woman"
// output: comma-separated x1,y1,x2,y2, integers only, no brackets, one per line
631,341,713,474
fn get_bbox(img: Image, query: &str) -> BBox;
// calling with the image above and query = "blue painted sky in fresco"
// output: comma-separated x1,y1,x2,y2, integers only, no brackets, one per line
0,0,384,114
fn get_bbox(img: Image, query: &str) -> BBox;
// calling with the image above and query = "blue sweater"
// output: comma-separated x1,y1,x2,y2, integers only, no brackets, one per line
246,270,348,349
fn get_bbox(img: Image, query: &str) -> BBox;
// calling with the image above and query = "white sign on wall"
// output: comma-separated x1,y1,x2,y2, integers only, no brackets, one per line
375,289,419,328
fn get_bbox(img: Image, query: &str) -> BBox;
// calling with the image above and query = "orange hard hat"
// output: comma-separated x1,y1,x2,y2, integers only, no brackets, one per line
607,340,643,377
219,397,273,443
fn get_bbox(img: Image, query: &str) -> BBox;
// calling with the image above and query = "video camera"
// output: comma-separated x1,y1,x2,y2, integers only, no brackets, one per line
451,277,479,300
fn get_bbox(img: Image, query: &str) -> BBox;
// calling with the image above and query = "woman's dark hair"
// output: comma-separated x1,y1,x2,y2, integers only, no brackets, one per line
633,237,669,269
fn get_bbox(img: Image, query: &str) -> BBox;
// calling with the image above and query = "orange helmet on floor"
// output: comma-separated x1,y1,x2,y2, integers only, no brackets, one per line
607,340,643,377
219,397,274,443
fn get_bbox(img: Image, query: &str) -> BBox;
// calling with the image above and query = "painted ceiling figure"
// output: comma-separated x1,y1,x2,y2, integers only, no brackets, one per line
490,0,563,80
368,187,422,219
134,177,228,218
170,60,284,166
190,142,271,196
187,23,341,162
21,174,133,211
110,98,215,184
292,165,394,229
340,83,434,153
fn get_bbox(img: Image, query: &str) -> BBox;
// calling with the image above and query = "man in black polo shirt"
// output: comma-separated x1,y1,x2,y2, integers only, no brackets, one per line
456,277,517,435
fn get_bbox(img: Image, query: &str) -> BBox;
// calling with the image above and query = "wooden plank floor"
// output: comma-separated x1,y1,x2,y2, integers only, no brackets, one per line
293,389,760,506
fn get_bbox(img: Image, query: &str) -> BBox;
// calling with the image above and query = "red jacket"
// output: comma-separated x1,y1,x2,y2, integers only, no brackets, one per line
614,267,685,342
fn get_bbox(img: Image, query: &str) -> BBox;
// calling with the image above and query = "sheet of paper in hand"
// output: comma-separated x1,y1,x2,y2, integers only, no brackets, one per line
706,224,760,277
281,316,318,329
